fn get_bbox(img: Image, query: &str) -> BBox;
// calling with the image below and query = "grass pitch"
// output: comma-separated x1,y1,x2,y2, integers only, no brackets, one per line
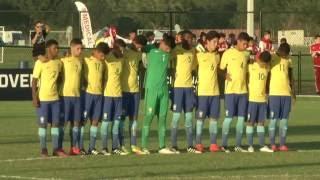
0,97,320,179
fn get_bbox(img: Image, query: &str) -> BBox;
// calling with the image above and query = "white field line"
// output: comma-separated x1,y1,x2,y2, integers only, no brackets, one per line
0,175,62,180
297,95,320,98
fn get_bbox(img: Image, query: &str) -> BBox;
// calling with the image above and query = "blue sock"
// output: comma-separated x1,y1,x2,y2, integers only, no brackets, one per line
130,120,138,146
112,120,120,150
257,125,265,146
58,127,64,149
196,119,204,145
51,127,59,151
79,126,84,149
185,112,193,147
38,128,47,149
89,126,98,150
119,119,125,146
222,117,232,147
279,119,288,146
209,120,218,144
72,126,80,148
246,126,254,146
268,119,277,145
171,112,180,148
236,116,245,147
101,121,110,149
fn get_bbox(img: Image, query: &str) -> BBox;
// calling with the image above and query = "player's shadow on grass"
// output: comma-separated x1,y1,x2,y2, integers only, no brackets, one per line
287,141,320,150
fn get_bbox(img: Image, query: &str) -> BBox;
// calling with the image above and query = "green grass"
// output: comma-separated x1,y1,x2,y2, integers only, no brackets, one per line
0,98,320,179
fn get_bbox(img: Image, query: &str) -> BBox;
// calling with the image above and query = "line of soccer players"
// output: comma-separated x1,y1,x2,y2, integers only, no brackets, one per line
32,30,295,157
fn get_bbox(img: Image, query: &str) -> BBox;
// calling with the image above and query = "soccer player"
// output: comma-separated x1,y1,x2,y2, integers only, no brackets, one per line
246,51,273,153
83,42,109,155
32,39,66,157
100,39,127,156
310,34,320,95
220,32,250,153
119,35,147,154
59,38,83,155
141,34,176,154
194,31,221,153
259,30,274,53
170,30,200,154
268,42,295,152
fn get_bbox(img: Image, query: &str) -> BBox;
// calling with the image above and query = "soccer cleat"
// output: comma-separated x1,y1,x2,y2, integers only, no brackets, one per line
195,144,205,153
69,147,81,155
41,148,49,157
121,146,130,154
209,144,220,152
187,147,202,154
100,149,111,156
88,149,100,155
112,149,129,155
170,147,180,154
279,145,289,152
248,146,255,153
80,149,88,155
53,149,68,157
260,146,274,153
220,146,231,153
234,146,248,153
271,145,278,151
140,148,151,155
158,148,176,154
131,145,143,155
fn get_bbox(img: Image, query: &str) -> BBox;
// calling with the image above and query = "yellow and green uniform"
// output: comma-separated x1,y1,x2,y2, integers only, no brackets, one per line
269,55,292,96
83,56,105,95
60,56,82,97
248,62,269,102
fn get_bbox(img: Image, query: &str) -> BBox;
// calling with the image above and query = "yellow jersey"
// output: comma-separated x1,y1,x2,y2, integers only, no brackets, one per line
248,62,269,102
121,48,142,93
60,56,82,97
220,48,249,94
269,54,292,96
172,45,196,88
83,56,105,95
104,53,123,97
196,51,220,96
32,59,62,101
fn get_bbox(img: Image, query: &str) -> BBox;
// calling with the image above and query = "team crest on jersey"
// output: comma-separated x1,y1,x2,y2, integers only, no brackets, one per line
173,104,177,111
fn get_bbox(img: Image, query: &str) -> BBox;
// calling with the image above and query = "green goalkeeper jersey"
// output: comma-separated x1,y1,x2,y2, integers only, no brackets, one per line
145,48,170,90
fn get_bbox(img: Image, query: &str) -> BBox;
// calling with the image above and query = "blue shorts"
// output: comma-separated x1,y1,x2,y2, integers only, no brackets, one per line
84,93,103,121
61,97,81,122
122,92,140,118
224,94,248,118
37,100,61,126
196,96,220,119
172,88,195,112
247,102,267,123
103,96,122,121
268,96,291,119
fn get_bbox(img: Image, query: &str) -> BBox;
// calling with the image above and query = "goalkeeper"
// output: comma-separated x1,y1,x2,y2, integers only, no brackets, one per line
141,34,176,154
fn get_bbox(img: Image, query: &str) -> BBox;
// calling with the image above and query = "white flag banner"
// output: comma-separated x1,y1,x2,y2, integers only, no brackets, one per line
74,1,94,48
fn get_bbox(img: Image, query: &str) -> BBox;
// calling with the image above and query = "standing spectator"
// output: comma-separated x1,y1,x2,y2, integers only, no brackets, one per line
31,21,50,60
145,31,155,45
227,33,236,48
196,32,206,52
310,34,320,95
259,30,274,53
218,33,228,56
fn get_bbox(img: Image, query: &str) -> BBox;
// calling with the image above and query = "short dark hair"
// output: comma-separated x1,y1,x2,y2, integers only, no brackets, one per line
162,34,176,49
70,38,82,46
95,42,110,55
277,42,291,57
134,35,147,46
280,38,287,44
46,39,58,48
145,31,155,38
315,34,320,39
206,31,220,41
114,39,126,48
237,32,250,41
219,33,226,38
259,51,272,63
249,36,255,41
264,30,271,35
34,20,42,26
181,30,193,37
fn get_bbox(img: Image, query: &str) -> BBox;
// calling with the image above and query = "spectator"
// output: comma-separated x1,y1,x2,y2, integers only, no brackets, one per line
31,21,50,60
259,30,274,53
145,31,155,45
310,34,320,95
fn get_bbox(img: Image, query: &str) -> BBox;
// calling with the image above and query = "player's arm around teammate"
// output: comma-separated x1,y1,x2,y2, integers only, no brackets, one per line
194,31,221,153
32,39,65,157
219,32,250,153
82,43,109,155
